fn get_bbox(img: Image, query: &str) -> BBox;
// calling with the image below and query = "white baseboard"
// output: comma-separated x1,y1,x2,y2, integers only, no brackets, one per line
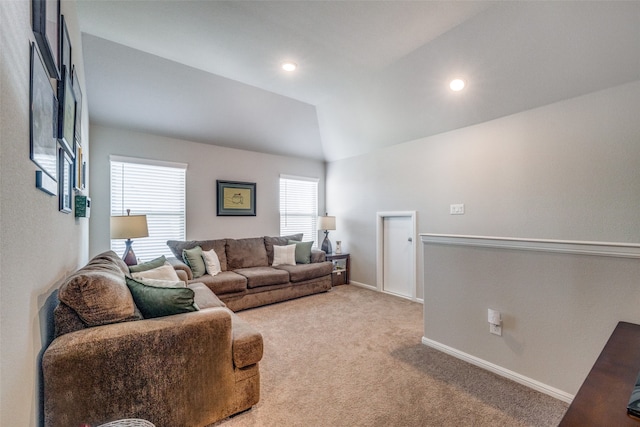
350,281,424,304
421,337,574,403
349,280,376,291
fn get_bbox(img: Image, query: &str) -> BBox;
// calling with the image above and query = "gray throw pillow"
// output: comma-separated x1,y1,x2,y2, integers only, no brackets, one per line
125,277,197,319
288,240,314,264
182,246,206,278
128,255,167,273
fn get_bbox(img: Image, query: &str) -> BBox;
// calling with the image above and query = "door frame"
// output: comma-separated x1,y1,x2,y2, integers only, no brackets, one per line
376,211,417,300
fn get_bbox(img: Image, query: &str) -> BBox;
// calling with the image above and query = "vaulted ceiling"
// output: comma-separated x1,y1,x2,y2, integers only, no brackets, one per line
77,1,640,162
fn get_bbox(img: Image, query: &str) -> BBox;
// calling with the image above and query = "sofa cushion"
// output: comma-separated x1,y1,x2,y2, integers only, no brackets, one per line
137,278,186,288
182,246,207,278
265,233,303,265
53,302,87,337
235,267,290,289
202,249,222,276
274,261,334,283
187,282,227,309
131,263,181,282
88,250,131,276
167,239,228,271
126,277,197,318
58,251,141,327
194,271,248,295
226,237,268,269
232,315,264,368
288,240,313,264
311,249,326,263
272,244,296,266
128,255,166,273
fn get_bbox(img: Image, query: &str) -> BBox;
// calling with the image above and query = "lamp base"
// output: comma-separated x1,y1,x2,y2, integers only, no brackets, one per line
321,231,332,255
122,239,138,266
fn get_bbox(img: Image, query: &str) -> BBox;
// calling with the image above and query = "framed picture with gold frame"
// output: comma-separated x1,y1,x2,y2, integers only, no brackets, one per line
216,180,256,216
74,141,83,190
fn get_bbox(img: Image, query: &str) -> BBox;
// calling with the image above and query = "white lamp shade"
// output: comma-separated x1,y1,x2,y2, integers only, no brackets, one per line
110,215,149,239
318,215,336,231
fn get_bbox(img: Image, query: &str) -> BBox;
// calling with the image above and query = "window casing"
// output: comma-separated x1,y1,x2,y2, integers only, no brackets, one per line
110,156,186,261
279,175,319,246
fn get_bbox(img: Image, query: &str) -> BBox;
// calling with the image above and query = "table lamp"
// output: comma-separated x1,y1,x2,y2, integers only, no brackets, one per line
318,213,336,254
110,209,148,266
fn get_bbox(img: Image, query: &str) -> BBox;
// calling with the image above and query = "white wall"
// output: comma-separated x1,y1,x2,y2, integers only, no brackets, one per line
89,124,326,257
326,80,640,394
422,238,640,397
0,1,90,426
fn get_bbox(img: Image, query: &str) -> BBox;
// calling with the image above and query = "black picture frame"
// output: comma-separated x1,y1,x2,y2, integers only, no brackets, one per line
32,0,60,79
30,42,58,183
60,15,71,80
58,147,73,213
71,66,82,146
216,180,256,216
57,65,75,157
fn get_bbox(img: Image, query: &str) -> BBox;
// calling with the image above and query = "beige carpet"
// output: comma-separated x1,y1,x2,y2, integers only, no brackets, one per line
215,285,568,426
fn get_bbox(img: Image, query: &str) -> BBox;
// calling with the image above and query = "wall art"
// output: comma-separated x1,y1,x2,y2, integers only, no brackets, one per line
216,180,256,216
58,147,73,213
30,42,58,192
71,66,82,145
32,0,60,79
57,65,76,156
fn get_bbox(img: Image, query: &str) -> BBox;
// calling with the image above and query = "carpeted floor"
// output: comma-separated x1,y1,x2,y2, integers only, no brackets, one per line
214,285,568,426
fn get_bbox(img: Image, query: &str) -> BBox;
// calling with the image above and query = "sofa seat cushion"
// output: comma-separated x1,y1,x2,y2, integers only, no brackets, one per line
188,282,227,309
235,267,290,289
274,261,334,283
193,271,247,295
232,315,263,368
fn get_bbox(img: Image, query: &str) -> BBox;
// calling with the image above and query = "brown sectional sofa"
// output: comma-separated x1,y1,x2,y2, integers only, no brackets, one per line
42,251,263,427
167,234,334,311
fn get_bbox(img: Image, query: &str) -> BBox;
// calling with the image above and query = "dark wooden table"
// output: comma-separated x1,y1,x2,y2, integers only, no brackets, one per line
325,253,350,284
560,321,640,426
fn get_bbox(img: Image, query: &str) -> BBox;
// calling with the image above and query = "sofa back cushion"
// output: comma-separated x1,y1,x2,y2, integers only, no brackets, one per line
57,251,142,328
264,233,303,265
167,239,228,271
226,237,268,269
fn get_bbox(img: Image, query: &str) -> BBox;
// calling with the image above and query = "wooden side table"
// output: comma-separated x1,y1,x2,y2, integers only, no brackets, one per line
559,321,640,426
326,253,350,285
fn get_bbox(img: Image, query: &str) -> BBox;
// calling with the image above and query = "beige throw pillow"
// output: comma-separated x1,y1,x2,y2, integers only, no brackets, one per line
202,249,222,276
131,263,180,282
139,278,186,288
272,244,296,266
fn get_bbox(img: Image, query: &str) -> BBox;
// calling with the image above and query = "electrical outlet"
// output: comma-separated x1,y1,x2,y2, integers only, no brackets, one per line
450,204,465,215
489,323,502,336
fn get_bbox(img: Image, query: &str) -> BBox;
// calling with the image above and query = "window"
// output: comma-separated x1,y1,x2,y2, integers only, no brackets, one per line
110,156,186,261
280,175,318,245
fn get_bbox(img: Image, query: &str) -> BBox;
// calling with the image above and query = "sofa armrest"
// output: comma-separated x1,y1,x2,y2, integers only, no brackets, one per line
43,309,234,427
311,249,326,263
167,256,193,281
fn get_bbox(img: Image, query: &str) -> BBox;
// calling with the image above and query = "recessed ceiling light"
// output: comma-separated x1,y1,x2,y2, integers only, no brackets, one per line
282,62,297,72
449,79,465,91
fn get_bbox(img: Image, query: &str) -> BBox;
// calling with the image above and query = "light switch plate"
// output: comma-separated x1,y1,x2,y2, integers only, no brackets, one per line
450,204,465,215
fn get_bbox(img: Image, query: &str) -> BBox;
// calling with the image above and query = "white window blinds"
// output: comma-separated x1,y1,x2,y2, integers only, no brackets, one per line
110,157,186,261
280,175,319,246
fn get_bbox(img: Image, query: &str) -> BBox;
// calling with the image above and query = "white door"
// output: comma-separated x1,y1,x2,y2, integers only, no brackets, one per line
382,216,413,299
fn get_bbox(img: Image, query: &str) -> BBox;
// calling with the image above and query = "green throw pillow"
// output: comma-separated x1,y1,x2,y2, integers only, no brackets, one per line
288,240,313,264
125,277,197,319
128,255,167,273
182,246,206,278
